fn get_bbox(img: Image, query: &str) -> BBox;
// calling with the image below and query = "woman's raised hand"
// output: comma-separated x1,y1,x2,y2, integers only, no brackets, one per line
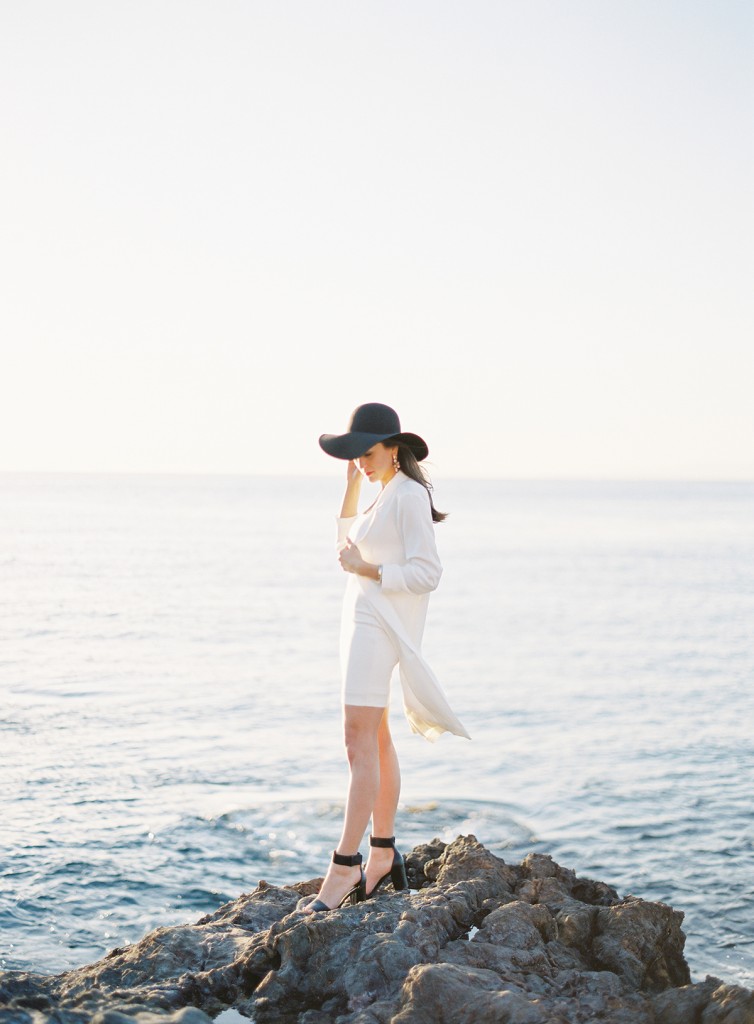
346,460,362,486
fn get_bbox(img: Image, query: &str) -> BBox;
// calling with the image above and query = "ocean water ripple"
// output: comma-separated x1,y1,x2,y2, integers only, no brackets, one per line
1,475,753,988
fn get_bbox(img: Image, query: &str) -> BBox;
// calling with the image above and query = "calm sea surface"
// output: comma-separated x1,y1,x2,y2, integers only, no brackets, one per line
1,473,752,987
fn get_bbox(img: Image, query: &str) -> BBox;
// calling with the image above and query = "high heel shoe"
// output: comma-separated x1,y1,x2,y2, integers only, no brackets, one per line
300,851,366,913
366,836,408,898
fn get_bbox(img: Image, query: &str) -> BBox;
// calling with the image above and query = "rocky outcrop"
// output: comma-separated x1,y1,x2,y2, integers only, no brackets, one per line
1,836,752,1023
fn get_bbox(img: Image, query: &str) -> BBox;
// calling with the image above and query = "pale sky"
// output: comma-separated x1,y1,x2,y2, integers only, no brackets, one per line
1,1,752,479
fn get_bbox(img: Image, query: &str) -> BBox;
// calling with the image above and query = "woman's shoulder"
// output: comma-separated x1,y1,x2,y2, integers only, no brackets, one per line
395,475,431,506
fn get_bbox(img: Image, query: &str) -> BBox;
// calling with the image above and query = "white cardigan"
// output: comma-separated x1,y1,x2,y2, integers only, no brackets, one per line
336,472,470,742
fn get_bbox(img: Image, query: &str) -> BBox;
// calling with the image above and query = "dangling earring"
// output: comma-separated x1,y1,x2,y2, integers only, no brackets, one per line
392,452,400,472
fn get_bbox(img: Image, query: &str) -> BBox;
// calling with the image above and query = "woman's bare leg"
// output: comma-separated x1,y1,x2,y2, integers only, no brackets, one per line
365,709,402,893
306,704,384,911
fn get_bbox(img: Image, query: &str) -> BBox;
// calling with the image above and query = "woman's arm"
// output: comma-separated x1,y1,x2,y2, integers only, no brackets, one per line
380,490,442,594
339,539,381,580
340,460,362,518
336,461,362,550
339,487,442,593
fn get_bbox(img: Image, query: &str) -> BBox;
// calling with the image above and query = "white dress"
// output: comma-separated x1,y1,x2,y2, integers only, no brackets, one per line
336,471,470,742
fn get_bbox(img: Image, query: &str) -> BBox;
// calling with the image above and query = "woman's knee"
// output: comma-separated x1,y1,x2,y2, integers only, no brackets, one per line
344,730,377,767
376,710,394,749
343,707,382,763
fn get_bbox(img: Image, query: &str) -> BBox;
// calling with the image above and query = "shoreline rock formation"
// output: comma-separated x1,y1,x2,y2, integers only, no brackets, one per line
1,835,752,1023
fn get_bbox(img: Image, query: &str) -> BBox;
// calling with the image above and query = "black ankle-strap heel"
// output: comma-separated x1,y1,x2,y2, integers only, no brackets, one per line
367,836,408,898
332,850,366,906
303,850,366,913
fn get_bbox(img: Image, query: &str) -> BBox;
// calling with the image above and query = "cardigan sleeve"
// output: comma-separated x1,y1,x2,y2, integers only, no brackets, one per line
336,515,357,551
380,490,442,594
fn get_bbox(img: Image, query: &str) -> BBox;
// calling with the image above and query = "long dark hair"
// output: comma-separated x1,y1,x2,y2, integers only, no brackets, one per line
393,443,448,524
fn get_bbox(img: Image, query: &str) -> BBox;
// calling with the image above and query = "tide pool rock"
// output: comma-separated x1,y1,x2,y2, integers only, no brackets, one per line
1,835,752,1023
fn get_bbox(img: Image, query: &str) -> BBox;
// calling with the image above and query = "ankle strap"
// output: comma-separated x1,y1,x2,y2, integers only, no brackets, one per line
370,836,396,848
332,850,363,867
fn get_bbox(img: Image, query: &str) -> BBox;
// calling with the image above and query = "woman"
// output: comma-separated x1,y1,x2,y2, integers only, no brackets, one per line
302,403,469,914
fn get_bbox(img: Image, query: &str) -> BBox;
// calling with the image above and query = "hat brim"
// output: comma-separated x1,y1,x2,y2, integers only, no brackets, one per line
319,431,429,461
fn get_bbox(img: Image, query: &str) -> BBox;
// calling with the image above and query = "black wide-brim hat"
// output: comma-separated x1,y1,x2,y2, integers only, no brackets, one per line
319,403,429,461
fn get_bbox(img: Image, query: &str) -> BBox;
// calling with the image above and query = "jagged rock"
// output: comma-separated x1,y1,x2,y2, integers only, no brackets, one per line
0,836,751,1024
0,1008,213,1024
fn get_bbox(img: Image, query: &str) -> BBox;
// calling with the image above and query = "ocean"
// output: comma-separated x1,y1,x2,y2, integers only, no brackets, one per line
1,473,752,988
